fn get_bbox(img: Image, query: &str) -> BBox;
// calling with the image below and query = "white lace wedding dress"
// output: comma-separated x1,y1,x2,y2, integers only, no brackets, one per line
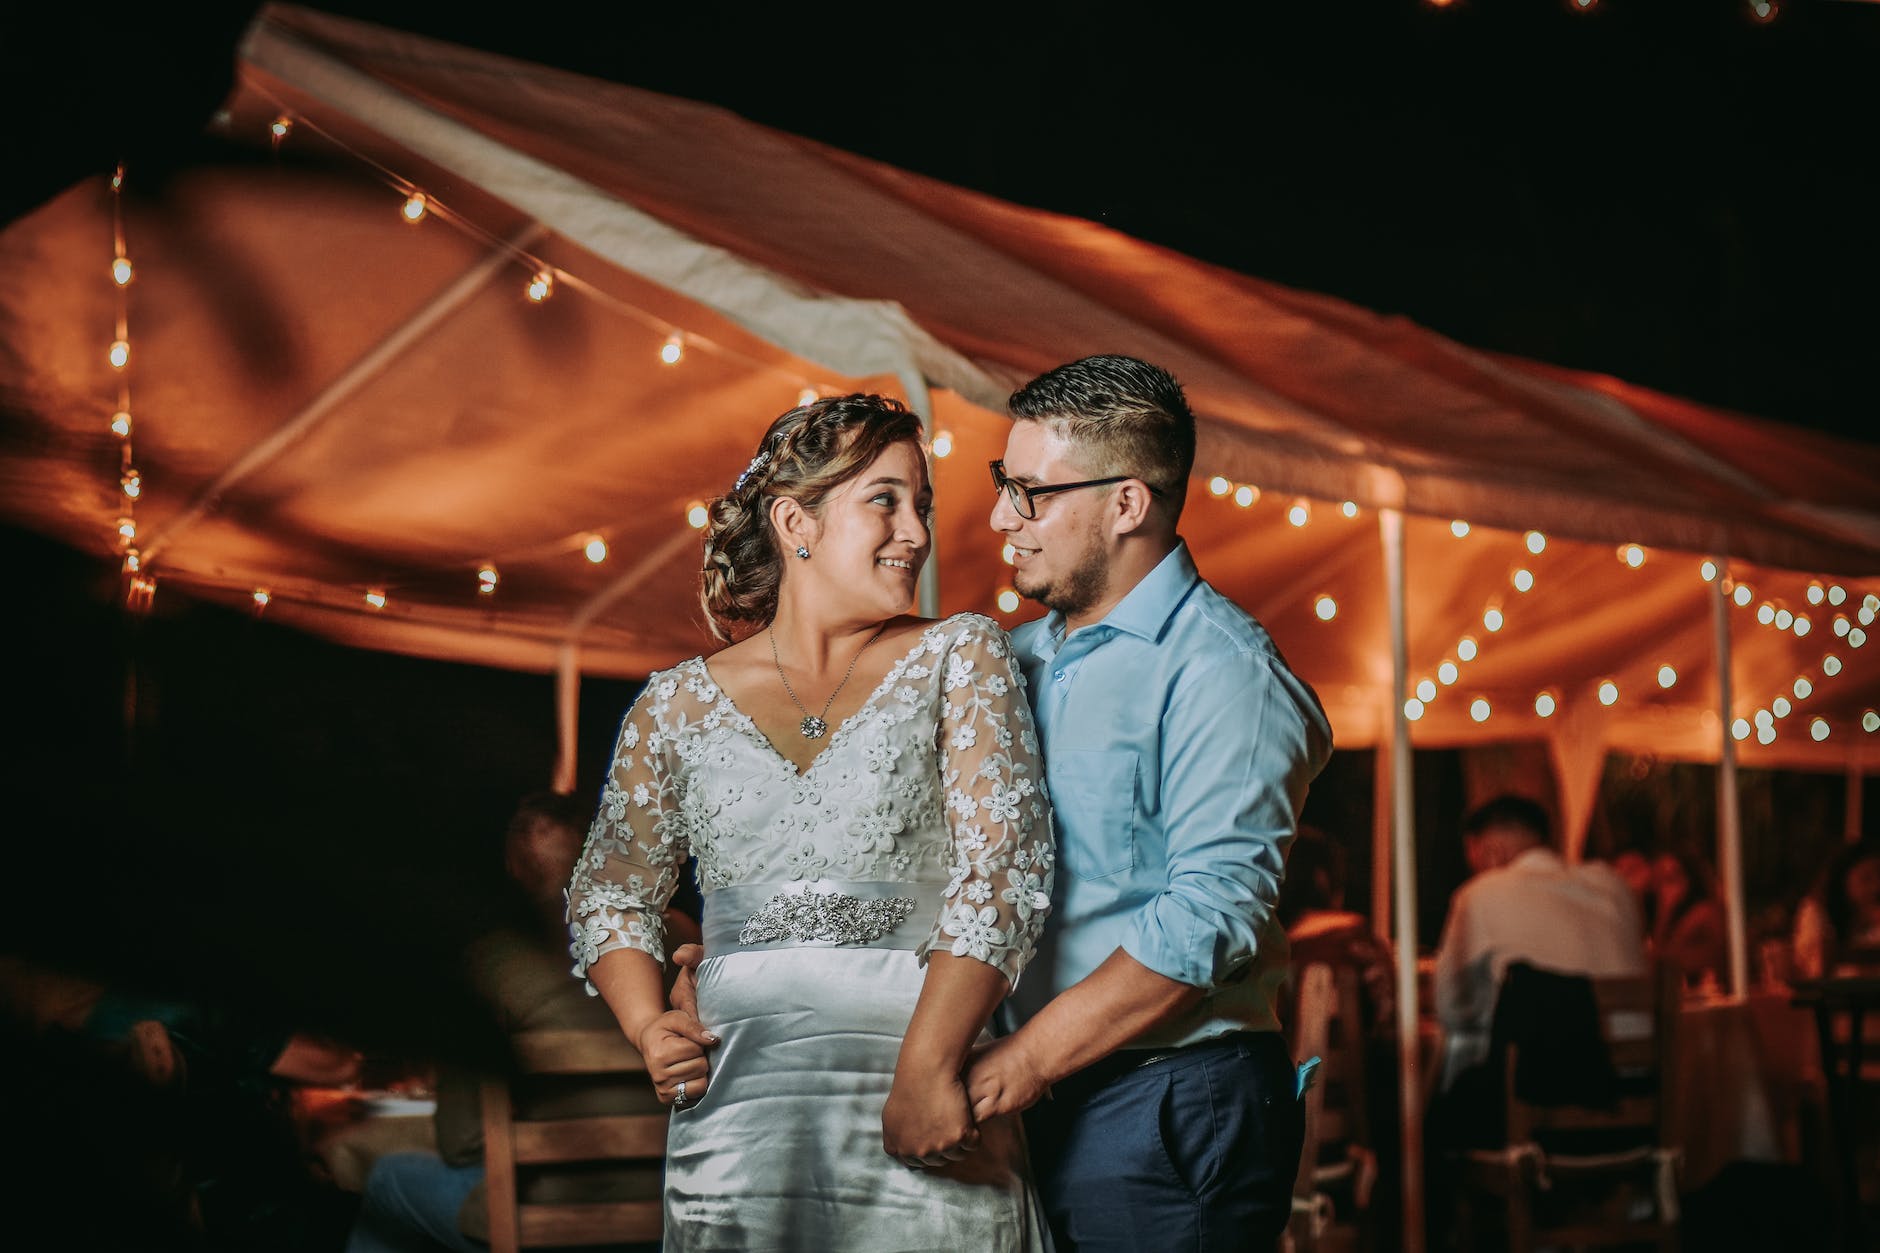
568,613,1055,1252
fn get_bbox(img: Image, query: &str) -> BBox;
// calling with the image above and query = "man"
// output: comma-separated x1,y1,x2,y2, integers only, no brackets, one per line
964,355,1333,1251
1430,794,1645,1092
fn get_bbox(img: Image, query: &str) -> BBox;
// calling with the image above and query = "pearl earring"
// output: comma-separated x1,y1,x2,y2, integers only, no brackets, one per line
795,546,810,559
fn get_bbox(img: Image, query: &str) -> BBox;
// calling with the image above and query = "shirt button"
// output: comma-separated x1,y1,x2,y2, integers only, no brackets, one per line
1053,670,1066,682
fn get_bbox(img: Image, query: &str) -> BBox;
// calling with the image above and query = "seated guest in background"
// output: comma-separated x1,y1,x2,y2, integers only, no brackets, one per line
1793,839,1880,979
1278,824,1394,1033
346,792,694,1253
1647,848,1727,990
1432,795,1646,1091
1610,847,1653,920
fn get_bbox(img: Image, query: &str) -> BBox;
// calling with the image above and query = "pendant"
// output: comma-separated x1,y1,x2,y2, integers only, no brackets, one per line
799,715,828,739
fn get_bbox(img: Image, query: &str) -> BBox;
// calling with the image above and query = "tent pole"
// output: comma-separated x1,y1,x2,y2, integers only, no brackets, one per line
554,643,580,793
1713,561,1750,995
1372,725,1393,934
896,366,941,619
1381,507,1424,1253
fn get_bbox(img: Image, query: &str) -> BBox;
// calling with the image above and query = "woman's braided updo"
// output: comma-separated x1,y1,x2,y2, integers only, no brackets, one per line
700,394,924,641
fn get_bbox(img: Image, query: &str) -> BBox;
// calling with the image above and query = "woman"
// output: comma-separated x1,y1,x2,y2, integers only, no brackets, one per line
1647,848,1727,990
567,394,1054,1250
1794,840,1880,979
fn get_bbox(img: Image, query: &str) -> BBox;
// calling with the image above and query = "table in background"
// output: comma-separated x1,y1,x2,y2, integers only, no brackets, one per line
1791,975,1880,1252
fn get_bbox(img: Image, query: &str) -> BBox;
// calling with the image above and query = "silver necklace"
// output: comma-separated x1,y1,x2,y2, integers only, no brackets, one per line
770,625,885,739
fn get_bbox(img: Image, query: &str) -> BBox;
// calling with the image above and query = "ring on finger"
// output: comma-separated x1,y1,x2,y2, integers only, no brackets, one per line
672,1080,689,1108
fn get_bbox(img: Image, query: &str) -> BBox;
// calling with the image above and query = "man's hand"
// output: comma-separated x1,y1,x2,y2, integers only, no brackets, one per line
964,1032,1052,1122
633,1009,718,1108
881,1071,981,1169
669,943,704,1019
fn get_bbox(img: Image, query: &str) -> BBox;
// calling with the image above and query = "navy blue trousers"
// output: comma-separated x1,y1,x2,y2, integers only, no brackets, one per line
1025,1032,1302,1252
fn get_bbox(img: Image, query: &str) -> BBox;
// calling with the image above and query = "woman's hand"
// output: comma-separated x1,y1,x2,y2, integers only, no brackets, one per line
881,1070,981,1168
634,1010,719,1108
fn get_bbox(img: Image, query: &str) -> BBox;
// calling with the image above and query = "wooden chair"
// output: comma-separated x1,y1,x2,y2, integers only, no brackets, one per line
1459,963,1683,1253
1286,962,1376,1253
480,1028,667,1252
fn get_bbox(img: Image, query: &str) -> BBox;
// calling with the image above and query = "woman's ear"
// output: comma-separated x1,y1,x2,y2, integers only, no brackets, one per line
770,495,816,555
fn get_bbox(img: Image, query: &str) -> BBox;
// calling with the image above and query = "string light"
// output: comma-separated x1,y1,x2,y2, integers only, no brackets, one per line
1701,560,1719,582
1417,679,1437,703
584,537,609,563
1853,628,1869,649
524,269,553,302
686,501,709,529
252,588,271,609
110,410,132,437
1829,585,1847,606
122,550,140,573
1535,691,1557,718
125,572,156,610
1208,476,1231,497
1234,485,1257,508
1001,543,1016,565
108,339,129,369
120,468,141,499
1749,1,1778,24
1572,0,1599,11
1470,698,1491,723
798,388,819,407
1340,501,1359,518
400,192,428,223
1794,616,1812,637
1773,696,1792,718
1438,661,1459,685
1314,595,1337,622
1733,584,1753,607
1512,569,1534,592
1404,698,1426,721
1525,531,1546,555
477,565,499,595
1807,582,1825,605
1756,708,1775,728
1287,500,1310,527
1834,616,1851,638
1483,607,1504,632
1757,724,1776,745
1757,602,1776,626
1732,718,1751,741
1619,543,1645,568
1598,679,1619,706
1866,595,1879,615
1862,604,1878,627
996,589,1020,613
116,517,136,546
1457,636,1479,661
111,256,133,286
1450,520,1471,538
659,334,685,365
1794,677,1813,699
270,115,293,140
364,589,387,609
1823,655,1843,677
1811,718,1830,742
1864,711,1879,734
1775,609,1794,630
1657,665,1677,689
931,431,954,459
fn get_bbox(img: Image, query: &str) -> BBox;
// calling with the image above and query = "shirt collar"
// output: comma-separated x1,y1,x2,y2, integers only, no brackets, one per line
1039,540,1199,648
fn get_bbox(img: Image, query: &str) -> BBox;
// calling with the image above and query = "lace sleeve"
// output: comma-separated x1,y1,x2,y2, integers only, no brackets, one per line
566,674,691,991
918,616,1055,987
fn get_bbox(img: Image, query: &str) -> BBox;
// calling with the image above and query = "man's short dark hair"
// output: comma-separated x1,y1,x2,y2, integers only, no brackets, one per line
1461,795,1551,844
1008,354,1197,523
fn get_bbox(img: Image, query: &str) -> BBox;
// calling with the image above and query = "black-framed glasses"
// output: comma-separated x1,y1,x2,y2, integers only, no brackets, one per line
989,459,1164,520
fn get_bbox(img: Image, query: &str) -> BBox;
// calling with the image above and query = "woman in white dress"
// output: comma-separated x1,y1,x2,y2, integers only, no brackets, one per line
567,394,1054,1251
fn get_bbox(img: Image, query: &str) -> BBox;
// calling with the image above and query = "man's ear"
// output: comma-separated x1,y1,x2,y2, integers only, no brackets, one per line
1108,479,1159,537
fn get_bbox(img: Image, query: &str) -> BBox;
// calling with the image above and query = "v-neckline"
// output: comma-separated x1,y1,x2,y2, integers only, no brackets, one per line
696,628,934,779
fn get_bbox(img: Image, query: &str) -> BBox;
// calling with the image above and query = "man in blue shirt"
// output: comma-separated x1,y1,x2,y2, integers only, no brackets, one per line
964,355,1333,1251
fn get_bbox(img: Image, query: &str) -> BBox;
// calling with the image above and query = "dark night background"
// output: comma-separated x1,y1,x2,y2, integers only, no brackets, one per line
0,0,1875,1208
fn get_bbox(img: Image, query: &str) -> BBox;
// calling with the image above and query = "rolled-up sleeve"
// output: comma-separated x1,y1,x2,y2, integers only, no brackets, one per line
1122,652,1332,989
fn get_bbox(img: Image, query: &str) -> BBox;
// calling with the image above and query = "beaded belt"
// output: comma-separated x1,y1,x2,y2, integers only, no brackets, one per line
701,879,946,954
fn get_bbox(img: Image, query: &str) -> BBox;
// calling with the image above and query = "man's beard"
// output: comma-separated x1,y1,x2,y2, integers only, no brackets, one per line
1016,535,1109,620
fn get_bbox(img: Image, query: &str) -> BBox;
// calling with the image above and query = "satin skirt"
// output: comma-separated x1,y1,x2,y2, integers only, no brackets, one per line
664,946,1050,1252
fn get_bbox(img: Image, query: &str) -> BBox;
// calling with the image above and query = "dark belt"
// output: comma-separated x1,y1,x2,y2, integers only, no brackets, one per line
1051,1029,1274,1102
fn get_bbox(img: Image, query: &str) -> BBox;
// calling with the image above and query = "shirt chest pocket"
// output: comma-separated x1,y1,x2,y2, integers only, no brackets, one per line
1045,748,1137,881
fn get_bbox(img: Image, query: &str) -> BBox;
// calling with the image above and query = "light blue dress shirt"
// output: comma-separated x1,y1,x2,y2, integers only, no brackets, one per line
1004,542,1333,1046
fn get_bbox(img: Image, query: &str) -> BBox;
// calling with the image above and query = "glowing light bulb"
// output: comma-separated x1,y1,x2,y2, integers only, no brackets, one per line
798,388,819,407
1535,691,1557,718
1757,724,1776,745
1835,616,1851,638
1341,501,1359,518
1512,569,1534,593
1824,655,1844,677
659,334,684,365
121,550,139,573
1852,628,1869,648
931,431,954,459
401,193,427,223
1773,698,1793,720
120,468,141,499
1657,665,1677,689
1776,609,1794,630
1314,595,1337,621
111,256,133,286
997,589,1020,613
1575,0,1597,10
1233,485,1256,508
1732,718,1750,741
525,270,553,302
1811,718,1829,742
252,588,271,609
1483,607,1505,632
1757,602,1776,626
1417,679,1437,703
365,589,386,609
1287,501,1310,527
1208,476,1231,497
1756,708,1774,727
1404,698,1425,721
477,565,499,594
1733,585,1752,607
116,517,136,544
584,537,608,563
1451,520,1471,538
1701,560,1719,582
270,116,292,139
1807,582,1825,605
1001,543,1016,565
1794,616,1812,637
1864,710,1879,733
1619,544,1645,568
108,339,129,369
1829,585,1847,605
1795,677,1813,699
1862,606,1877,627
1866,594,1880,614
1598,680,1619,706
1525,530,1546,555
1439,661,1459,685
1458,637,1479,662
1750,1,1777,24
110,410,131,437
1470,698,1491,723
686,501,709,529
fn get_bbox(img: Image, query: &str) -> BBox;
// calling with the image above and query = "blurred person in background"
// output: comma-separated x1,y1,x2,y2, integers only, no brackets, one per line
1646,848,1727,991
1792,839,1880,979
